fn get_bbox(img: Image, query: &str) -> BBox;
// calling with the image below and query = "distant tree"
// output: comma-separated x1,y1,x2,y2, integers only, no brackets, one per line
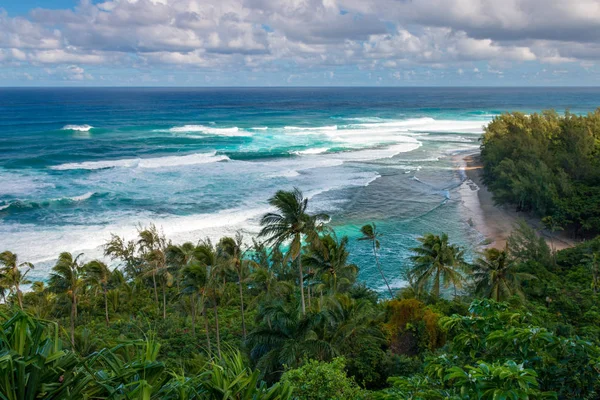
137,224,171,319
304,233,358,296
49,252,84,346
196,239,225,358
83,260,112,326
259,188,329,315
0,251,34,309
471,248,535,301
218,233,250,340
409,233,466,298
103,233,140,278
358,223,393,297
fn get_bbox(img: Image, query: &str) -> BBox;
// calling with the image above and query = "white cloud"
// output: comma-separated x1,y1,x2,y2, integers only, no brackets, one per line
0,0,599,83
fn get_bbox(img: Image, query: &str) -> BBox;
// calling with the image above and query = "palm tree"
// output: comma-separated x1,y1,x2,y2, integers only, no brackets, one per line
304,233,358,296
83,260,112,326
251,266,293,308
248,299,332,381
358,223,393,297
196,239,226,358
137,224,171,319
471,248,536,301
259,188,329,315
409,233,466,298
49,252,84,346
103,233,140,279
181,260,207,342
218,233,251,340
166,241,197,291
0,251,34,309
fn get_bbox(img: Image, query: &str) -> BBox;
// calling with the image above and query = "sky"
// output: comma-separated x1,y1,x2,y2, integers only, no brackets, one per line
1,0,600,86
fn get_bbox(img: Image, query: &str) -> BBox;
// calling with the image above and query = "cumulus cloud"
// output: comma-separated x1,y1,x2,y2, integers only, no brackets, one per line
0,0,599,83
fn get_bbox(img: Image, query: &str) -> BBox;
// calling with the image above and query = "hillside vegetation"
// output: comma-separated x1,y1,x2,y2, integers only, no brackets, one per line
1,189,599,397
481,109,600,235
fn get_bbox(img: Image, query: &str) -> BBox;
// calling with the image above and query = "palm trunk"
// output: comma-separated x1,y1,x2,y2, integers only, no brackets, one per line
103,288,109,326
214,304,222,359
203,305,212,354
162,281,167,319
16,289,23,310
191,293,196,336
433,271,440,298
14,275,23,309
152,270,159,312
238,274,247,340
373,242,393,297
70,295,76,347
298,256,306,315
73,291,78,319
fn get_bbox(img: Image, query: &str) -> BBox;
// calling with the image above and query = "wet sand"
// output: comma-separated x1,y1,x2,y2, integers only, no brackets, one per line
458,152,576,250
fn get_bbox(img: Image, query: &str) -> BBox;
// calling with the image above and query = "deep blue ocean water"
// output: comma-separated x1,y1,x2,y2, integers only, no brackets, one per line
2,87,600,289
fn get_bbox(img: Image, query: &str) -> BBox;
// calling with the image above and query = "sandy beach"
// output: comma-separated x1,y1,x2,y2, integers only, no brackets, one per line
458,152,577,250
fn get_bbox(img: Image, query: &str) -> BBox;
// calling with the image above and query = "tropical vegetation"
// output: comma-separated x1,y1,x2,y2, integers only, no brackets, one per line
1,182,600,398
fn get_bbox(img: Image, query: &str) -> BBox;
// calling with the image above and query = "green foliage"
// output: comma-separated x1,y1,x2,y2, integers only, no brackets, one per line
280,358,364,400
200,351,292,400
0,311,86,399
436,299,600,398
408,233,466,298
481,110,600,234
4,187,600,400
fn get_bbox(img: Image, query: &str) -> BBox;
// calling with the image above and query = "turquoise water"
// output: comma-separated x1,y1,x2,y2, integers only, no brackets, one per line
2,87,600,289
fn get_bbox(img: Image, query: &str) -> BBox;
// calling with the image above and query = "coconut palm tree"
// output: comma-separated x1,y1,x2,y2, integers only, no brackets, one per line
471,247,536,301
195,239,227,358
137,224,171,319
0,251,34,309
218,233,252,340
166,241,197,291
247,298,332,381
304,233,358,296
181,260,208,343
49,252,84,346
358,223,393,298
409,233,466,298
251,266,293,308
103,233,141,279
83,260,112,326
259,188,329,315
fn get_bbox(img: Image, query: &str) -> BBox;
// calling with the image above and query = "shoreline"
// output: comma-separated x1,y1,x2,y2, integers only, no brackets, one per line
457,151,577,251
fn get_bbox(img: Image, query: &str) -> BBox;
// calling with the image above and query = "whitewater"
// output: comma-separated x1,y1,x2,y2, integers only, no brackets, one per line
2,87,599,290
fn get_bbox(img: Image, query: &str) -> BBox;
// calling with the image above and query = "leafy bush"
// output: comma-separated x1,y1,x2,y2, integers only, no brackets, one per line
281,358,365,400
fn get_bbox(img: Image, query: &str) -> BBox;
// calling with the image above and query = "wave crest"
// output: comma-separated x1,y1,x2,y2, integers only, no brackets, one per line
169,125,251,136
50,152,229,171
62,124,94,132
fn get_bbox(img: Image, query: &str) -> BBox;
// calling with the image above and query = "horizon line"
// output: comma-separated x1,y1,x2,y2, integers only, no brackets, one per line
2,85,600,89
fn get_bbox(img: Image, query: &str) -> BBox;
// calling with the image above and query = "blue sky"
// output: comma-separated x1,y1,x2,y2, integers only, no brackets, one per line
1,0,599,86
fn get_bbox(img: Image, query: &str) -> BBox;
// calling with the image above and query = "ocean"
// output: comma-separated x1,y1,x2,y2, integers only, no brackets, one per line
2,87,600,290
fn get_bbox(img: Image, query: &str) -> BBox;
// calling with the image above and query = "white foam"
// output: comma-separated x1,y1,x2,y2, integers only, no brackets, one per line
293,147,329,155
62,124,94,132
331,142,421,162
284,125,338,131
68,192,95,201
0,204,9,211
267,170,301,178
250,127,268,130
50,152,229,171
351,117,485,134
168,125,251,136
